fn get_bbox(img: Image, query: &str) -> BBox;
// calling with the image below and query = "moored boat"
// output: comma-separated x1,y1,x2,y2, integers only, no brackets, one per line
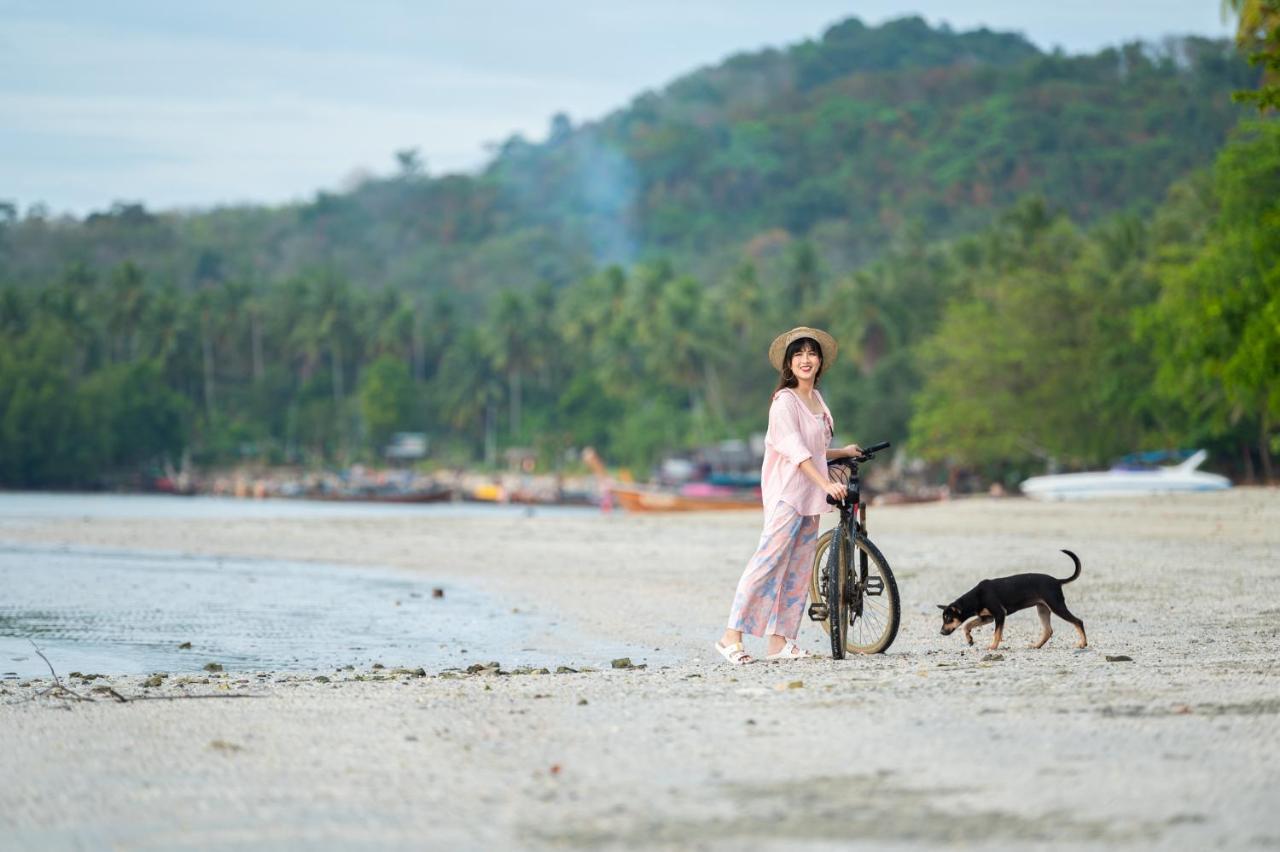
1019,449,1231,500
610,484,760,512
307,487,454,504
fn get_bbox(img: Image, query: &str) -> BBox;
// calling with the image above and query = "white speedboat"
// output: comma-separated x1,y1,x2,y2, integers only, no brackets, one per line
1019,450,1232,500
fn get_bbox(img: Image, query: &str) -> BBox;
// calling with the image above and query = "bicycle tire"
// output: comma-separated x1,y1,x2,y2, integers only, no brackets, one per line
809,529,901,654
825,525,846,659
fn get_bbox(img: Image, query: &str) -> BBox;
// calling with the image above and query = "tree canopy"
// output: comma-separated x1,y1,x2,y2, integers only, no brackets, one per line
0,20,1257,304
0,17,1275,488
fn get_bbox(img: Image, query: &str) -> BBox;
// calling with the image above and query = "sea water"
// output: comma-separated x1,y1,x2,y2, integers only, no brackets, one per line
0,491,596,521
0,494,648,679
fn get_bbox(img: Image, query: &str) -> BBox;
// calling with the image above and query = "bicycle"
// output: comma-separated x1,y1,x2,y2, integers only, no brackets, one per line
807,441,901,657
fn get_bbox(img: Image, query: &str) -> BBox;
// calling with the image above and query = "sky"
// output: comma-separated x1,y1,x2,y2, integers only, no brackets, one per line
0,1,1236,217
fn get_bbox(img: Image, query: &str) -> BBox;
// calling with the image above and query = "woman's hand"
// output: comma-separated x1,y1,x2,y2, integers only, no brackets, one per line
839,443,864,459
802,457,847,501
823,479,848,502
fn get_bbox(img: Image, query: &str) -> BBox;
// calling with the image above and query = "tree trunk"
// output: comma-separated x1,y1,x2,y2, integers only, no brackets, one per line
485,399,497,466
1242,441,1256,484
701,359,727,425
331,340,346,455
509,370,522,443
201,310,216,420
411,307,425,381
331,340,344,404
1261,409,1274,483
251,309,264,383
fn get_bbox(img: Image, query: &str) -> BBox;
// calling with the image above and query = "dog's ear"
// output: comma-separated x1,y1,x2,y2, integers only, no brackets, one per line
936,604,946,610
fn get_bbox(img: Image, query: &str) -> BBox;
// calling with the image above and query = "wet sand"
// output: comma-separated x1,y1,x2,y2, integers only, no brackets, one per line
2,489,1278,848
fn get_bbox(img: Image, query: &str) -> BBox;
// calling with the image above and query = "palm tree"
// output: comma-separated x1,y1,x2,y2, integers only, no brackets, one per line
194,289,217,421
40,263,97,379
1224,0,1280,111
787,240,822,313
488,290,531,443
1225,0,1272,39
435,327,503,463
106,262,148,363
313,273,357,456
245,285,266,384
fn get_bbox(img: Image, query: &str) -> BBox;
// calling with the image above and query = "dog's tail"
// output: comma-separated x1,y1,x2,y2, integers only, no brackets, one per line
1059,549,1081,584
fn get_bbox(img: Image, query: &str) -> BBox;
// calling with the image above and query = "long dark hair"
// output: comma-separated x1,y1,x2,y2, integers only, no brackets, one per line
772,337,824,398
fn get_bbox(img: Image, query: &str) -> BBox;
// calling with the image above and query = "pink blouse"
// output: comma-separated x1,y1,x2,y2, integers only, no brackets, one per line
761,387,834,517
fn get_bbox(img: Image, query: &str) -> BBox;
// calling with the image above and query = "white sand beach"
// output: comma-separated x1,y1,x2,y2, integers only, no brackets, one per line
2,489,1278,849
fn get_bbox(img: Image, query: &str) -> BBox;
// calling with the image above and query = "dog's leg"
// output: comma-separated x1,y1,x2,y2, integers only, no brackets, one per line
987,604,1007,651
1046,596,1086,648
962,615,993,646
1031,604,1052,648
1071,619,1087,648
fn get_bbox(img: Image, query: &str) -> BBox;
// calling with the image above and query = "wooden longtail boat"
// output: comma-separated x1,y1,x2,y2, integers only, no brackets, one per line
308,488,454,504
609,485,760,512
582,445,760,512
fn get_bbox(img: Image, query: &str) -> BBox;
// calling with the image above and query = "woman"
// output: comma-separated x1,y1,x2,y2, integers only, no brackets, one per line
715,327,862,664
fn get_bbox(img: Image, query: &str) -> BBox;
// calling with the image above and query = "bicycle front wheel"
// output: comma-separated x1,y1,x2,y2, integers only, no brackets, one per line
809,528,901,654
824,525,846,659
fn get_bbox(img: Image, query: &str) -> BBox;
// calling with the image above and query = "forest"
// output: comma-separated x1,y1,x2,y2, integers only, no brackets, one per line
1,15,1276,488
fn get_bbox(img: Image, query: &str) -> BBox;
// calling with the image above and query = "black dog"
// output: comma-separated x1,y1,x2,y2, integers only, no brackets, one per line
937,550,1087,650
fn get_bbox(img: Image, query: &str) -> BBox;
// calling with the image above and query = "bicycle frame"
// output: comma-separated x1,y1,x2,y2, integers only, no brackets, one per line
836,458,867,535
833,460,881,614
813,456,888,631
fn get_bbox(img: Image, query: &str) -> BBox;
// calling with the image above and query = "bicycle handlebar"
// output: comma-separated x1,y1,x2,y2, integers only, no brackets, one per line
858,440,891,458
831,440,891,466
825,440,890,505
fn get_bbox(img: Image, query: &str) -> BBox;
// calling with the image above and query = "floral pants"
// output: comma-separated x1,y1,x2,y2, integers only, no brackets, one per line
726,502,820,639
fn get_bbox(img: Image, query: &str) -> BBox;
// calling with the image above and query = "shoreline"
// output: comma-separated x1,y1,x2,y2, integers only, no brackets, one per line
0,540,664,680
3,489,1278,848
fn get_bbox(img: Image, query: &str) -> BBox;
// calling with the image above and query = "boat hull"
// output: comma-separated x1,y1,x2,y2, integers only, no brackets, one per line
611,486,760,512
307,489,454,504
1019,470,1231,501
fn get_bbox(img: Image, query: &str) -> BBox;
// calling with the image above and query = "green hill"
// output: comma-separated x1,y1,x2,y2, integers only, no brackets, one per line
0,17,1256,300
1,16,1272,488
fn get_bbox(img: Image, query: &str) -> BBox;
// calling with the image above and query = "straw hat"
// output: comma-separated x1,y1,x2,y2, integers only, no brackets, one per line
768,326,838,372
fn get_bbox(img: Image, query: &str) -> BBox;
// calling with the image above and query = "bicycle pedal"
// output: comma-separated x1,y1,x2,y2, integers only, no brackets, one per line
865,577,885,596
807,602,829,621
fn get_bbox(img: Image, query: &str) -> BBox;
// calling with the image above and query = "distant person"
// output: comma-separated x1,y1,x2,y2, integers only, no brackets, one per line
715,327,862,664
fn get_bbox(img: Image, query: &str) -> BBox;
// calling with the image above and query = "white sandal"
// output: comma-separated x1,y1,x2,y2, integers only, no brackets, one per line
765,640,814,661
714,641,755,666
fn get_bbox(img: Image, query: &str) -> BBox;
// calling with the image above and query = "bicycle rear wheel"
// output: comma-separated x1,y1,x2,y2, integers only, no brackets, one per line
809,529,901,654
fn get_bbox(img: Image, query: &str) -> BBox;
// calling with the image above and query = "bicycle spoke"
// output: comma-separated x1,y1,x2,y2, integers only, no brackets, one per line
810,526,899,655
843,537,899,653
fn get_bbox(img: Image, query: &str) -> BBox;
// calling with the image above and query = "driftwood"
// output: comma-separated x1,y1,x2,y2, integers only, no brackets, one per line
5,640,263,706
28,640,92,702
